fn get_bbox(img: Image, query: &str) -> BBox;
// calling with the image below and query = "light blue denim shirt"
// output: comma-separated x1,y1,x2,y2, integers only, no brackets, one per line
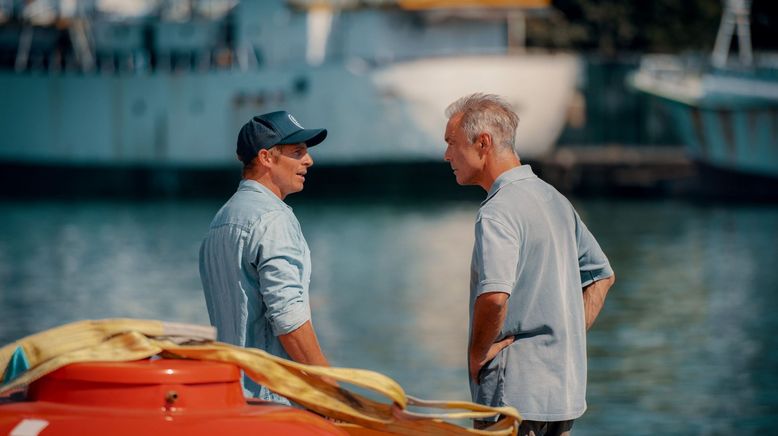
199,179,311,403
469,165,613,422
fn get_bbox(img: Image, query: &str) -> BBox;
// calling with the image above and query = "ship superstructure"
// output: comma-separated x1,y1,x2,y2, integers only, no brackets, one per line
0,0,579,168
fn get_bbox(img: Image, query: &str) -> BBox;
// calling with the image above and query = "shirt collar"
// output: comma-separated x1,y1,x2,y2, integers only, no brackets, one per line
238,179,291,209
482,165,537,205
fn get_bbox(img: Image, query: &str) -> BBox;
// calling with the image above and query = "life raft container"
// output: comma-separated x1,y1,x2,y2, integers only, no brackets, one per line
1,320,521,435
0,358,344,435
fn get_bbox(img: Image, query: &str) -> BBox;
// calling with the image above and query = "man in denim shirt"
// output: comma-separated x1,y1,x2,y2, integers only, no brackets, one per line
199,111,330,404
444,94,615,436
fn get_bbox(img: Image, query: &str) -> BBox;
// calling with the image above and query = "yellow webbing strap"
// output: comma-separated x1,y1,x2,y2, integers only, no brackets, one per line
0,319,520,435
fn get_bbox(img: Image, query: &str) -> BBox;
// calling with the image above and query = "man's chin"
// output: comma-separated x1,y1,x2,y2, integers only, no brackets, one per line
283,185,305,197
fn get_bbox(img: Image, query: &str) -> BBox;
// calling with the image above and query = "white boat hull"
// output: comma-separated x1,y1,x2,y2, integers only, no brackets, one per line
0,54,578,167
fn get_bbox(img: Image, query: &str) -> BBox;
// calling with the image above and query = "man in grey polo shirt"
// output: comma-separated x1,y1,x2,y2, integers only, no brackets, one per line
443,93,615,435
199,111,330,404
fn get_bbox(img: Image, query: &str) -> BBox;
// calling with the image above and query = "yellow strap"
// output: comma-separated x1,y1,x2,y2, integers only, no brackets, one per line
0,320,520,435
0,319,214,373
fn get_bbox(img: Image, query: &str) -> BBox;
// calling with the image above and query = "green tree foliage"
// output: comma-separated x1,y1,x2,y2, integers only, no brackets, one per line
526,0,776,55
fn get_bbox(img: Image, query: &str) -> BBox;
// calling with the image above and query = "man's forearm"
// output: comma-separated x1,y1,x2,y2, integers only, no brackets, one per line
278,320,329,367
582,273,615,330
469,292,509,379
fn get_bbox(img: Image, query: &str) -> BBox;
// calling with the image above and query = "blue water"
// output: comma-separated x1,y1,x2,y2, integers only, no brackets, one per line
1,197,776,435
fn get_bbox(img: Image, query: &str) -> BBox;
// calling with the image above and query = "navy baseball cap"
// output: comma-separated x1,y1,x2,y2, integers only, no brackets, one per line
236,111,327,164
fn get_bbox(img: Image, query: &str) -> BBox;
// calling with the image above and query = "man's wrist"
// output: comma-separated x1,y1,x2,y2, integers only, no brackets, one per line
469,352,486,369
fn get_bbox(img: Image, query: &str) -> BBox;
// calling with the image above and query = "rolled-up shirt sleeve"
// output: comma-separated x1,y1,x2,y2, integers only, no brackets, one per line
254,211,310,336
475,216,520,296
574,210,613,287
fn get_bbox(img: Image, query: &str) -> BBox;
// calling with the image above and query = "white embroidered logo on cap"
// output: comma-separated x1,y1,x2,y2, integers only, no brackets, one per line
288,114,303,129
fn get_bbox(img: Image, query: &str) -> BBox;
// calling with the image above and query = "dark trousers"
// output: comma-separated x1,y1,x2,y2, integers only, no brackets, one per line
474,417,574,435
519,420,574,436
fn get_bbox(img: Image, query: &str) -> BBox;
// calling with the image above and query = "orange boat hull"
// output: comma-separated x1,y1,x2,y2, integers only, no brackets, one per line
0,359,345,435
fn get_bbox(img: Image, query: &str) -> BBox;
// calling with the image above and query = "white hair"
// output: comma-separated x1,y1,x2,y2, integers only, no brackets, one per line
445,93,520,152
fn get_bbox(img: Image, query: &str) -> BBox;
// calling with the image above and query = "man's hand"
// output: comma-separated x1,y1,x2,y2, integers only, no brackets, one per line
320,375,339,388
469,335,514,383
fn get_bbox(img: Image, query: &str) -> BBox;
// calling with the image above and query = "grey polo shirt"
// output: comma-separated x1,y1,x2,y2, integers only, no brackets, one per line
199,179,311,402
469,165,613,421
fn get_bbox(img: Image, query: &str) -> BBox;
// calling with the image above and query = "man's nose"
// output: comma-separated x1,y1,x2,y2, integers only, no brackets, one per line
303,152,313,167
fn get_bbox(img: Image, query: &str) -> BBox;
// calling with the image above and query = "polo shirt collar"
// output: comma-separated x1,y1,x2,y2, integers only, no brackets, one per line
482,165,537,204
238,179,291,209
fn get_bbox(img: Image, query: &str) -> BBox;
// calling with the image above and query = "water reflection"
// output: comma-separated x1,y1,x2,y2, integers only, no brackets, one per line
0,201,211,341
0,198,776,434
298,202,475,400
580,200,778,435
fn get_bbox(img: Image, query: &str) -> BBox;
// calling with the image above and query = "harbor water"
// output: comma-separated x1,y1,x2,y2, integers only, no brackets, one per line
1,196,777,435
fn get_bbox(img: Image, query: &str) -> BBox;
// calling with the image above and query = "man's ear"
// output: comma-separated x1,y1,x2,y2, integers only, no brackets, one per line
477,132,493,154
257,149,273,167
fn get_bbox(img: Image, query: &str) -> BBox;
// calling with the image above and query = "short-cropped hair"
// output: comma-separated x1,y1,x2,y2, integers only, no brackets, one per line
445,93,519,152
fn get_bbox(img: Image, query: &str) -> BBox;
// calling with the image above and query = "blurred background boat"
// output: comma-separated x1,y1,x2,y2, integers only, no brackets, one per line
630,0,778,199
0,0,579,174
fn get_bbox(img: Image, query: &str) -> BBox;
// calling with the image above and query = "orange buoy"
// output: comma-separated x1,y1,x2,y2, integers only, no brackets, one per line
0,359,345,435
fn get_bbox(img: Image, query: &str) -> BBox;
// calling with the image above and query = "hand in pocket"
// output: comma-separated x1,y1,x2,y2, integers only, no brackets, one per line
471,336,515,384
